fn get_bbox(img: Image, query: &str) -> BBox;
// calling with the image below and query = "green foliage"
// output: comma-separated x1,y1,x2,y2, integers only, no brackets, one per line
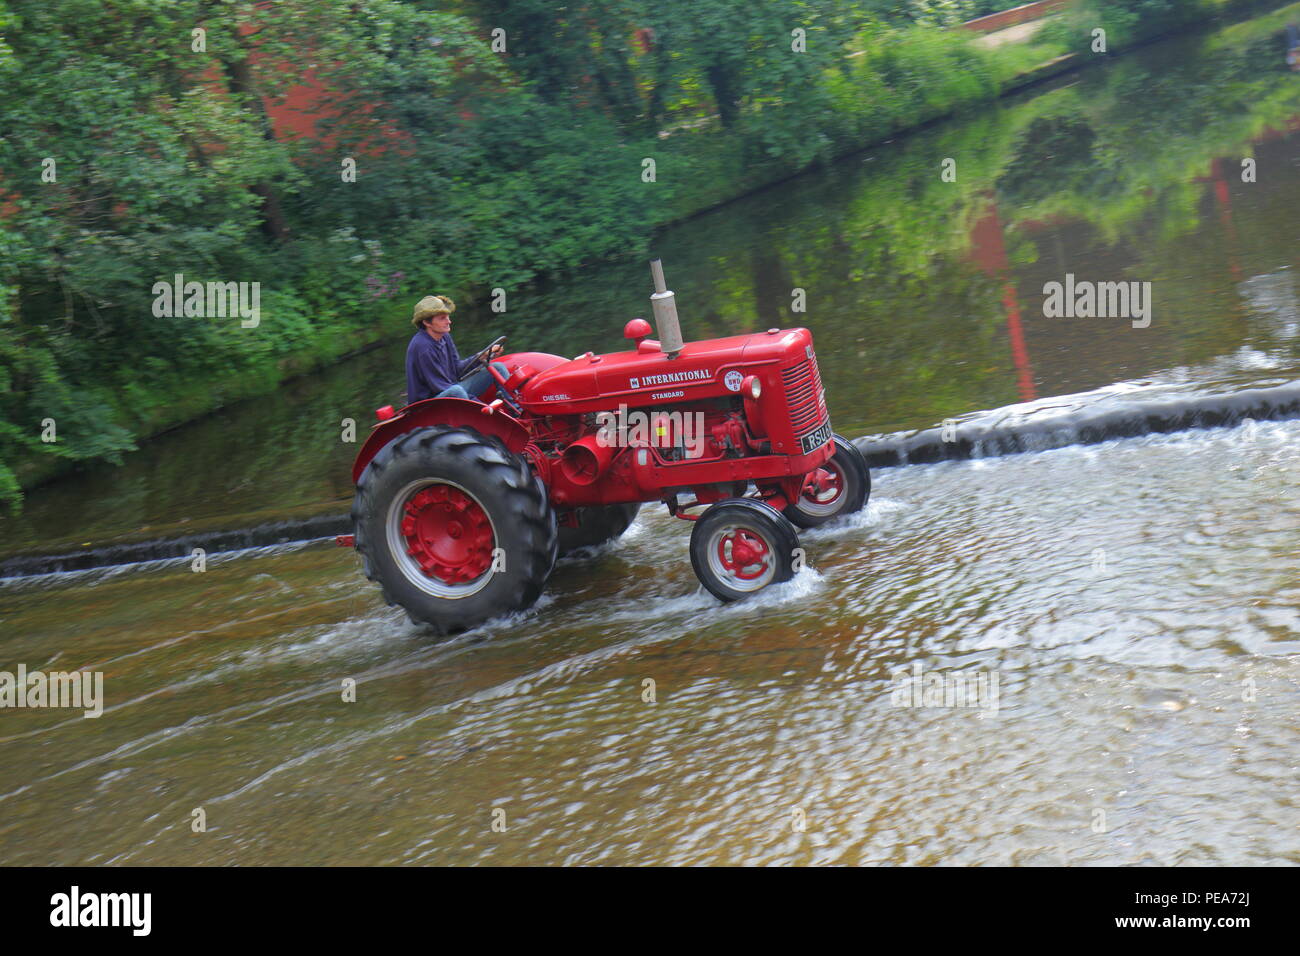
1054,0,1226,51
844,23,1001,126
0,0,651,507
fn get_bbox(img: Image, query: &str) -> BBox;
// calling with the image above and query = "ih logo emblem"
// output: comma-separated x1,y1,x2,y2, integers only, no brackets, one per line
629,377,639,388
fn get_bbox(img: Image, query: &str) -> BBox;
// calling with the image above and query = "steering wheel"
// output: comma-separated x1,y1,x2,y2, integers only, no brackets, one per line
459,335,508,380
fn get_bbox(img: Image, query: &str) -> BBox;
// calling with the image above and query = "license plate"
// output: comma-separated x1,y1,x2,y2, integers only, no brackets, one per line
799,421,833,454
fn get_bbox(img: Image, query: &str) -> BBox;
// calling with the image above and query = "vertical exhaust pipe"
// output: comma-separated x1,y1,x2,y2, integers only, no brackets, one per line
650,258,684,359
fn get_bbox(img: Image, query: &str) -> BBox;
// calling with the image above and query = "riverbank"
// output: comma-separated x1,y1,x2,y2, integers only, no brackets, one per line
7,298,404,492
4,0,1296,508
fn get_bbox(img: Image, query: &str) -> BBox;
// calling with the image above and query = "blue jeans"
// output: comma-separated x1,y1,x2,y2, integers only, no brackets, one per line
436,362,507,400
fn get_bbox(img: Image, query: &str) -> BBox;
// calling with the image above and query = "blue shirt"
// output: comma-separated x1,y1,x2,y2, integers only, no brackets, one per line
406,330,476,403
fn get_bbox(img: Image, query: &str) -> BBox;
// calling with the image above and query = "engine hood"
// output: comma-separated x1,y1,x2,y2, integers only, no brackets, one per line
517,328,814,413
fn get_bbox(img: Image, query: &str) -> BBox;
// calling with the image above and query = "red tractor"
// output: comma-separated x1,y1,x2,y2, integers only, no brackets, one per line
343,260,869,632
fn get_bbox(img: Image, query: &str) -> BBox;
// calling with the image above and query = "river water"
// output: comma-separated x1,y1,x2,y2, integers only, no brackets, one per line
1,11,1298,865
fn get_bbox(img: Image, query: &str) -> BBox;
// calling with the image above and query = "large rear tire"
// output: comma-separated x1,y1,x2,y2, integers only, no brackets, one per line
690,499,800,603
557,503,641,556
351,426,557,634
782,434,870,529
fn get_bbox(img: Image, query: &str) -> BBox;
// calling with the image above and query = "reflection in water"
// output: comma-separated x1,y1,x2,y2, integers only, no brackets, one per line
969,198,1037,403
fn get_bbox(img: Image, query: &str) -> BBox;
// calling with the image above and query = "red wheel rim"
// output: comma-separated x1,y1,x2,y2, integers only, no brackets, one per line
399,484,495,584
717,529,771,581
795,463,845,518
803,465,843,505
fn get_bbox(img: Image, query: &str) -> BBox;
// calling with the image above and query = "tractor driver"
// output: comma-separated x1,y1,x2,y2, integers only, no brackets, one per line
406,295,507,404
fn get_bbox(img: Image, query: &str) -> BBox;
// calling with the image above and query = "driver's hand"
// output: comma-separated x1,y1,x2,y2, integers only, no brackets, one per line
488,343,504,358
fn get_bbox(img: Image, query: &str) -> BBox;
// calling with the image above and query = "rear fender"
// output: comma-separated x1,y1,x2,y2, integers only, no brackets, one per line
351,397,530,483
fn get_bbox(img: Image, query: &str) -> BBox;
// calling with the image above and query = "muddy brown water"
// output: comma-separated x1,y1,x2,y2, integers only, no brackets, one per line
1,15,1298,865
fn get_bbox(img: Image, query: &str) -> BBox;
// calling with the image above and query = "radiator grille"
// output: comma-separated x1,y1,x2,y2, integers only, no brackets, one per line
781,358,828,437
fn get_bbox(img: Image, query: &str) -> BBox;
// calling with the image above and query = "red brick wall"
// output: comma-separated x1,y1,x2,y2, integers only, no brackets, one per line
961,0,1073,34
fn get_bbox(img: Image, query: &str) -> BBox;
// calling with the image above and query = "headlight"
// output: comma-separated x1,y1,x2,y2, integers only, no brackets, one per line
743,375,762,400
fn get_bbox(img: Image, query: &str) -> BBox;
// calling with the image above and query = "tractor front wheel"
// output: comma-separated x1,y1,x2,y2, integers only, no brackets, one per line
690,498,800,602
351,426,557,634
783,434,870,528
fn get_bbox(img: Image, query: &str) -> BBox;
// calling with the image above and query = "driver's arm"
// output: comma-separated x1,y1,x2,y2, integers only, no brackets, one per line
451,337,478,377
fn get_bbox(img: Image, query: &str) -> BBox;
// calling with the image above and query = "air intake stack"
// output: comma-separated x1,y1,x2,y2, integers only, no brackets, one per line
649,258,684,359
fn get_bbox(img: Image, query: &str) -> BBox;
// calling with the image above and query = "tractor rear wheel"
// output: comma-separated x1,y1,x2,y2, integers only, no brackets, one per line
351,426,557,634
557,503,641,556
782,434,870,528
690,498,800,602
